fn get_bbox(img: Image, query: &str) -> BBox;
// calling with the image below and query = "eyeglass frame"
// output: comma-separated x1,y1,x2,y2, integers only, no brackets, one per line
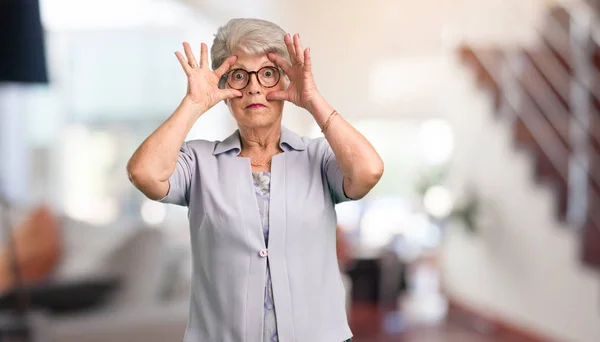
222,66,283,90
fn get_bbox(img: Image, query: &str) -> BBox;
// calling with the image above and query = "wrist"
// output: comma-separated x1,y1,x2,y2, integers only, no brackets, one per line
306,93,333,123
182,95,208,117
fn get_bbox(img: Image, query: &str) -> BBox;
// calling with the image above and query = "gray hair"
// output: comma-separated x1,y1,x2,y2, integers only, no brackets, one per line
211,18,291,75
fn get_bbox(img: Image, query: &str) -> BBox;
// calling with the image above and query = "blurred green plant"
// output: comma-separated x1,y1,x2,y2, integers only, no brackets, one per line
415,164,448,197
415,165,480,234
448,189,480,234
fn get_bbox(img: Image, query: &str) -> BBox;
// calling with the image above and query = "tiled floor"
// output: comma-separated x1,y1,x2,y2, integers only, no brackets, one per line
346,261,500,342
348,303,499,342
350,324,500,342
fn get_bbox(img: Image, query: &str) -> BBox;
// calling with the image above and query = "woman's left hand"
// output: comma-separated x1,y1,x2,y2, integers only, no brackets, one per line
266,33,320,110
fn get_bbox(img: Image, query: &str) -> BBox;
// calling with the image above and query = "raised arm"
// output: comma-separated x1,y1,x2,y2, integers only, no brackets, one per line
267,34,384,200
127,42,241,200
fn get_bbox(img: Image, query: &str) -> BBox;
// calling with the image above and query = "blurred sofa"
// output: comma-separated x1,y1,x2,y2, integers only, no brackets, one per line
1,205,353,342
1,204,191,342
48,217,192,342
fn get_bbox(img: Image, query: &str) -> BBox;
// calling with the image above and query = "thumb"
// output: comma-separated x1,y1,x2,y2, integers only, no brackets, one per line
266,90,288,102
219,89,242,101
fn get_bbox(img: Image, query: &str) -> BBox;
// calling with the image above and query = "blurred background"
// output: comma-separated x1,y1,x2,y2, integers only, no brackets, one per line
0,0,599,341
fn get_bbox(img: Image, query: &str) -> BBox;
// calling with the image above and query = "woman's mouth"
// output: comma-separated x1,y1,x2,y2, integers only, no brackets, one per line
246,104,266,109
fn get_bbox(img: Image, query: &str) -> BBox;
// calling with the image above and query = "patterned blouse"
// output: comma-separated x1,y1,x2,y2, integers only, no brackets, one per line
252,172,279,342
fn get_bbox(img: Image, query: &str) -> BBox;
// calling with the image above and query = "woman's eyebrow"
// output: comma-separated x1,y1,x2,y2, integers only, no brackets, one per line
230,62,276,70
260,61,276,68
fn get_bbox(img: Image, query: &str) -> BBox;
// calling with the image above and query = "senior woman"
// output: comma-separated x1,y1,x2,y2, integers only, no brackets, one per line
127,18,383,342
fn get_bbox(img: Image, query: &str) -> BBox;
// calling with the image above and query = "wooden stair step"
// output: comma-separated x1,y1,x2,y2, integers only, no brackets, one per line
581,220,600,267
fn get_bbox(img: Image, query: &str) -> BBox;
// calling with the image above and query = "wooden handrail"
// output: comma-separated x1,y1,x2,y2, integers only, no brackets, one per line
525,48,600,146
524,48,570,105
519,56,571,147
472,51,569,178
512,55,600,191
542,8,600,102
540,17,572,69
467,48,600,231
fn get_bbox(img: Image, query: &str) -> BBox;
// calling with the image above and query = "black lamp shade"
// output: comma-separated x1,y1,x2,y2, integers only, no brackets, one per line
0,0,48,84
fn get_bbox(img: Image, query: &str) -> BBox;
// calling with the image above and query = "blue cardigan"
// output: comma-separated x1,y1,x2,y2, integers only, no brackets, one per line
160,126,353,342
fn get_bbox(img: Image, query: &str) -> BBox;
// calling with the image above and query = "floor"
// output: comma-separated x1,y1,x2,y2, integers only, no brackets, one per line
348,303,500,342
350,325,500,342
346,261,501,342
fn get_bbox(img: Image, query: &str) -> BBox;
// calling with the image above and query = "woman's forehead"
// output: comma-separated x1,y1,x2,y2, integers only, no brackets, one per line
230,51,273,70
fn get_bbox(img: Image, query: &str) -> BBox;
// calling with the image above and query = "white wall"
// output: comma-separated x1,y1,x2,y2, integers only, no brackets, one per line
440,55,600,342
0,85,32,204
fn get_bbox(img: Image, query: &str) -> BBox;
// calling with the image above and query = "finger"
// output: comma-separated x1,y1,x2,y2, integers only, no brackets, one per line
216,55,238,73
175,51,192,73
267,53,291,74
183,42,198,68
199,43,209,69
293,34,304,64
266,90,289,102
214,55,238,79
284,33,297,64
218,89,242,101
303,47,312,73
215,56,237,78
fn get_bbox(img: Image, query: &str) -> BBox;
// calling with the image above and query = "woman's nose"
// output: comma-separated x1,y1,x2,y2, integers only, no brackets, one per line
246,73,262,95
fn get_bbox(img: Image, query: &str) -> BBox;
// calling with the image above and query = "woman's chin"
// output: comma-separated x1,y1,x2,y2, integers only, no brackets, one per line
238,116,279,129
243,106,270,115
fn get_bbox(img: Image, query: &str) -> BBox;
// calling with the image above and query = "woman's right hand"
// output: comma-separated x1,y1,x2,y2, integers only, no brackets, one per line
175,42,242,112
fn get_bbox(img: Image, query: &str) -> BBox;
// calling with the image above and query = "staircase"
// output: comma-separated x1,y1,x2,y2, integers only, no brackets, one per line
456,2,600,269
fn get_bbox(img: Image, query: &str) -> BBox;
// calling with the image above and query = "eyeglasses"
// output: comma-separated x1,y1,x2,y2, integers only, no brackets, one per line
225,66,281,90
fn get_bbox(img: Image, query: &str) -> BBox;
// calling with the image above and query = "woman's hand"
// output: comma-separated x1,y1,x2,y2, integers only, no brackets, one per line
175,42,242,111
266,34,320,110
